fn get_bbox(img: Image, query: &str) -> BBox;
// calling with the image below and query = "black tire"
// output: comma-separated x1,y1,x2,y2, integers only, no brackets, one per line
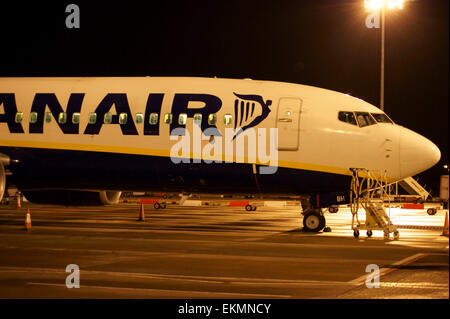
302,210,326,232
367,230,373,237
161,203,167,209
252,206,257,211
245,204,253,211
427,208,437,215
154,202,161,209
353,230,360,238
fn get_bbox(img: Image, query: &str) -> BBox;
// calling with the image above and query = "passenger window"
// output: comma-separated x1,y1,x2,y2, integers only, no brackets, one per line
72,113,81,124
193,113,202,125
29,112,38,124
88,113,97,124
58,112,67,124
150,113,159,125
355,112,376,127
371,113,393,124
208,114,217,125
135,113,144,124
224,114,232,126
163,113,172,124
45,112,52,123
178,113,187,125
14,112,23,123
104,113,113,124
119,113,128,125
338,111,357,126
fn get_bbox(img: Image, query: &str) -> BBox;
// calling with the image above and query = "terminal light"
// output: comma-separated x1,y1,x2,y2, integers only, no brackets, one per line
364,0,404,11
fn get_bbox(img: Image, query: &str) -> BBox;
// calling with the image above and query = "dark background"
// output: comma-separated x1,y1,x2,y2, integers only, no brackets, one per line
0,0,448,196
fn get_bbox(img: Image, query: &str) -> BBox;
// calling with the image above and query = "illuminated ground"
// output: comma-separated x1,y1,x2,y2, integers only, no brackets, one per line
0,200,448,298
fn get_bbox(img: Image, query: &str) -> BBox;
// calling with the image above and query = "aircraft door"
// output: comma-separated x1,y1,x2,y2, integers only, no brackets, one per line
276,98,302,151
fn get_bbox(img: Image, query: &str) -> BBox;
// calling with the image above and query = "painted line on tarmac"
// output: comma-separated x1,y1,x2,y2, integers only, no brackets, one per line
25,282,291,298
347,253,429,285
377,282,448,290
2,266,355,288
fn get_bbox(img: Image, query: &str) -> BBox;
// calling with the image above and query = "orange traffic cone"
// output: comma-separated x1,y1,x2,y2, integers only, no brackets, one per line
24,208,32,230
137,202,146,222
16,193,21,209
442,212,449,237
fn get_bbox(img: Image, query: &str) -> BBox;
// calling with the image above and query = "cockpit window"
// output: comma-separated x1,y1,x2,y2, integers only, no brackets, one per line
338,111,357,126
371,113,394,124
355,112,376,127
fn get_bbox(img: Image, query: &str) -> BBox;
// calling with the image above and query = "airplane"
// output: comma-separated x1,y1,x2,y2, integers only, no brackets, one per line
0,77,441,232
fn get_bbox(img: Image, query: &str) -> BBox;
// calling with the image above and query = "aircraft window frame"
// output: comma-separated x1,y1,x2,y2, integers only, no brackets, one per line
72,112,81,125
118,113,128,125
103,112,113,124
178,113,187,125
14,112,23,123
29,112,38,124
163,113,172,125
193,113,202,125
371,113,394,124
208,114,217,125
88,113,97,124
224,114,232,126
45,112,52,123
135,113,144,124
150,113,159,125
58,112,67,124
338,111,357,126
355,112,376,128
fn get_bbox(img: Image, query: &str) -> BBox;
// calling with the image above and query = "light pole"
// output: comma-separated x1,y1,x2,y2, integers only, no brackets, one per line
364,0,404,112
380,6,385,111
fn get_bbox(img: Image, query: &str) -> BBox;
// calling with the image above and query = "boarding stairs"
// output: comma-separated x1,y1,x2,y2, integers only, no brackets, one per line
398,176,430,201
350,168,399,240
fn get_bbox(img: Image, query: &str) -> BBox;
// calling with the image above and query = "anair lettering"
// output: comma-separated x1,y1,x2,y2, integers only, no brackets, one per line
1,92,272,136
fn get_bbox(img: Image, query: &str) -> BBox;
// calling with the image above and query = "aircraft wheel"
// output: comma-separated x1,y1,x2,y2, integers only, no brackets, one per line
367,230,373,237
245,204,253,212
353,230,360,238
302,210,326,232
252,206,257,211
161,202,167,209
154,202,161,209
427,208,437,215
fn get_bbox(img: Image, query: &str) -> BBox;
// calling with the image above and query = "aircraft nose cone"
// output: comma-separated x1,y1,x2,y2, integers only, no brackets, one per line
399,127,441,178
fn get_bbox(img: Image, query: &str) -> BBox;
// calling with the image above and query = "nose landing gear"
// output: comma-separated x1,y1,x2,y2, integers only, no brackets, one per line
302,209,326,232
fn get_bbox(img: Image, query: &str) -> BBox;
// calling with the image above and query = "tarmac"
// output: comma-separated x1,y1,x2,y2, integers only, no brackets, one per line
0,200,448,299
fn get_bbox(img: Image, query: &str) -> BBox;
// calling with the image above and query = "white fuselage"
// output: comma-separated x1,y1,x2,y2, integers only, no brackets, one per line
0,77,441,196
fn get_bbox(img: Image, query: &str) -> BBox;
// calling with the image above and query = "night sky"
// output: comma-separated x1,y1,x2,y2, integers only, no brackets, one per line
0,0,448,195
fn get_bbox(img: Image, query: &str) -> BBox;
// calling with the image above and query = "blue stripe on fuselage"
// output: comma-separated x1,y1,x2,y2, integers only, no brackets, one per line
0,146,351,197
